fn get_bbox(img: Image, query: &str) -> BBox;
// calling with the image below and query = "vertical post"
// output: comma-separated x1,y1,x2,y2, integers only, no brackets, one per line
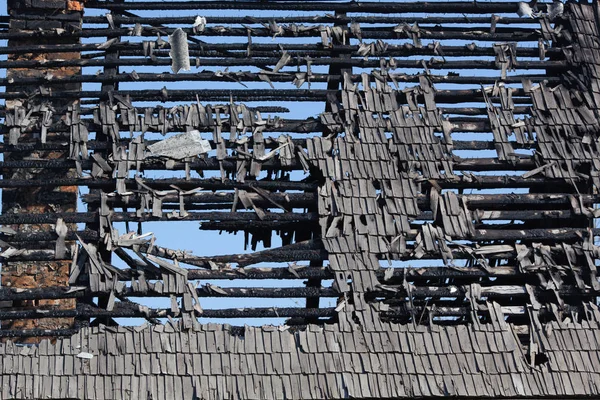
1,0,83,339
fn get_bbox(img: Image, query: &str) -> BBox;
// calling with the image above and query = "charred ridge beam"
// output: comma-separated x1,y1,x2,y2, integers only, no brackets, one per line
0,156,539,172
0,42,563,57
0,57,566,71
6,14,547,25
84,1,550,13
0,178,319,191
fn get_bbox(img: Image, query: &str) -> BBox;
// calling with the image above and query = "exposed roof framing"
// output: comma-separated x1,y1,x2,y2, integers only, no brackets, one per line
1,0,600,398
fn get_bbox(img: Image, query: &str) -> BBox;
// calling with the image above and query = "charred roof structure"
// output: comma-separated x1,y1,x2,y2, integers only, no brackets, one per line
1,0,600,398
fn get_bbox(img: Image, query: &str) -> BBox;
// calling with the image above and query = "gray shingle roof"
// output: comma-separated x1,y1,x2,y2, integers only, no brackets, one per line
3,320,600,399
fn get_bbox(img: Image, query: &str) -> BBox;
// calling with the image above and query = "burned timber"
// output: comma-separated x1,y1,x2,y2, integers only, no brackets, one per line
0,0,600,398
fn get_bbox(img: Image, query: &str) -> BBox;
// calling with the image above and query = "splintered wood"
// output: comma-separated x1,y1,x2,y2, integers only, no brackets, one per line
2,1,600,398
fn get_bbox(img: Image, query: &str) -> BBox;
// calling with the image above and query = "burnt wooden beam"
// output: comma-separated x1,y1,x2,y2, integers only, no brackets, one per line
0,69,560,91
0,138,535,153
3,264,528,284
5,224,596,244
0,299,576,321
0,42,562,58
0,176,583,191
3,87,538,100
85,192,595,211
0,156,539,172
0,210,319,225
0,56,566,71
5,14,544,25
0,24,548,41
0,286,341,301
0,116,532,134
0,303,337,320
84,1,549,13
1,0,83,337
0,283,593,302
84,192,316,206
0,328,79,338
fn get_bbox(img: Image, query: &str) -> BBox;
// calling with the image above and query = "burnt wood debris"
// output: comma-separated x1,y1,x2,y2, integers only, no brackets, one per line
1,0,600,398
